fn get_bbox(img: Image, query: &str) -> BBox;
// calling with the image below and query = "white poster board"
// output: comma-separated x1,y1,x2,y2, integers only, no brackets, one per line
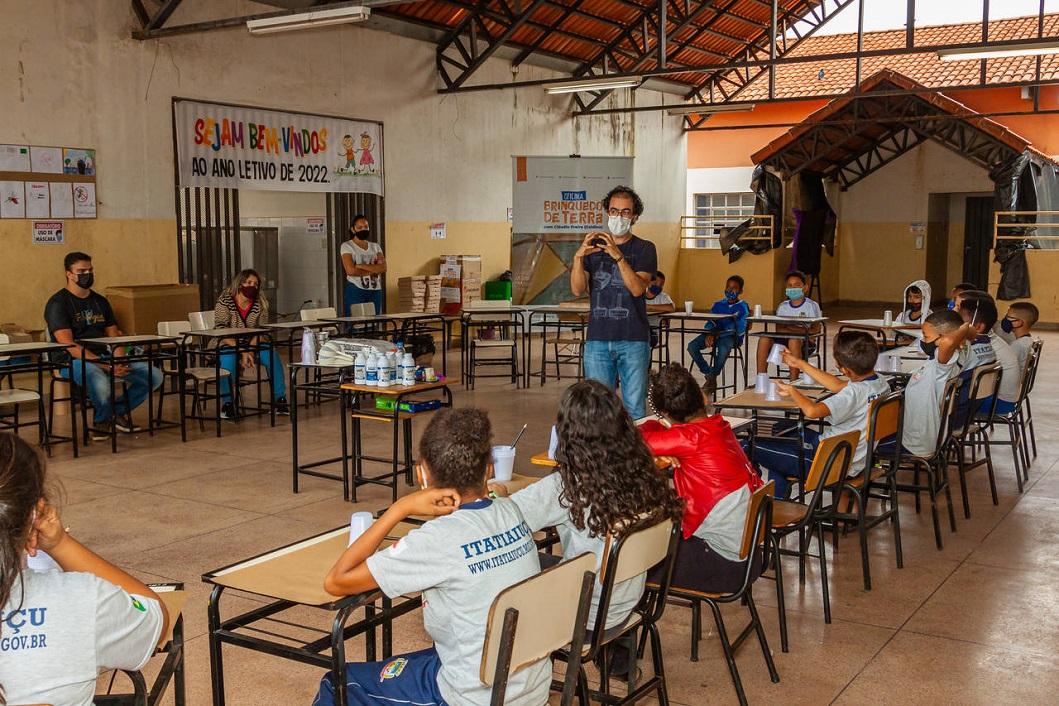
174,99,383,195
25,182,50,218
49,183,73,218
511,156,634,234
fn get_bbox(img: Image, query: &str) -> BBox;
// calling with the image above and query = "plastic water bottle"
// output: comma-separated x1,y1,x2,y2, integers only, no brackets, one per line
300,327,317,365
365,352,378,387
378,355,392,388
353,350,367,385
402,353,416,385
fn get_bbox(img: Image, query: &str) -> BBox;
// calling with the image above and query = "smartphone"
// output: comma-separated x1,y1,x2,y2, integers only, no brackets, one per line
590,237,607,248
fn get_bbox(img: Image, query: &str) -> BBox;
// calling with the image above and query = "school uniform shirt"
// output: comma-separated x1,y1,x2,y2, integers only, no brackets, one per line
646,291,674,328
366,498,548,706
989,333,1021,403
708,298,750,342
44,288,117,365
0,570,163,706
821,375,892,473
901,354,960,457
340,239,383,291
583,235,658,343
964,334,997,373
1011,336,1034,375
895,279,932,325
776,297,822,319
511,473,644,630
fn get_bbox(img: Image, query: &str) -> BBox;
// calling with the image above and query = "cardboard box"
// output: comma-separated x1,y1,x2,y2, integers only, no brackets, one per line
439,255,483,313
106,284,201,335
0,323,35,345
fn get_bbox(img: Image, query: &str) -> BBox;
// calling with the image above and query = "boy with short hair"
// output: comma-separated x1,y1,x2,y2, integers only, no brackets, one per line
895,279,932,325
753,331,890,496
1002,301,1039,373
957,291,1019,415
687,275,750,393
948,282,978,311
755,270,823,381
316,408,548,706
646,270,676,348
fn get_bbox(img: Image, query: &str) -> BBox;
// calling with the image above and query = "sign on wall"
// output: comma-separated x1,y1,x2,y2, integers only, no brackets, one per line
32,220,64,244
173,99,384,195
0,144,97,219
511,156,634,234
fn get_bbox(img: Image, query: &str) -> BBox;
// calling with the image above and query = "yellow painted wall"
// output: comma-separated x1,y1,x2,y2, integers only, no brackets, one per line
1,219,179,330
675,248,784,313
989,251,1059,326
835,222,926,304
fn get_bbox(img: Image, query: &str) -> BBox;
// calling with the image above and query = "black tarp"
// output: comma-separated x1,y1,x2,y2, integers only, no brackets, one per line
991,150,1059,300
788,172,837,276
723,164,782,263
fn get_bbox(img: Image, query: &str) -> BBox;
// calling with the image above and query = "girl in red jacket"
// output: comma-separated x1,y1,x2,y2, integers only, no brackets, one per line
640,364,763,592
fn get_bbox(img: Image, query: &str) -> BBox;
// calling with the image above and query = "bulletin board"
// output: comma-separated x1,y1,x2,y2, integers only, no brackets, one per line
0,144,97,219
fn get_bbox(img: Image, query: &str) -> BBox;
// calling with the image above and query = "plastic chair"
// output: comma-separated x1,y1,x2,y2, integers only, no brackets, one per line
480,553,596,705
949,363,1002,519
156,321,230,428
299,307,338,321
188,310,214,331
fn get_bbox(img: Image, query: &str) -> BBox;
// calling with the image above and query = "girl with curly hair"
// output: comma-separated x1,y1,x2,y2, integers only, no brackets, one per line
640,364,763,593
509,380,683,664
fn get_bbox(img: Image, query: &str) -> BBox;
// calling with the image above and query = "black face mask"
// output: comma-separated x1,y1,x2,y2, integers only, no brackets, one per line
919,338,938,358
239,285,259,300
353,229,371,241
75,272,94,289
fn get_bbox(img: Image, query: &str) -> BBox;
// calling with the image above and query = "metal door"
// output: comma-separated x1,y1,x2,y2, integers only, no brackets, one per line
963,196,994,288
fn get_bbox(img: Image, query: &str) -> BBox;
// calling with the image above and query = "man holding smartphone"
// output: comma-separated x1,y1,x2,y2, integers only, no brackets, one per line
570,186,657,418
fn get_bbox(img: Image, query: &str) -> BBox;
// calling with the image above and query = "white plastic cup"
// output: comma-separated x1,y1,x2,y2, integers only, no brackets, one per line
876,353,890,372
890,355,903,373
492,445,516,482
547,425,559,459
765,381,781,402
753,304,763,318
883,310,894,327
800,371,814,385
754,373,770,393
26,550,61,572
348,511,374,546
767,343,787,366
684,300,694,314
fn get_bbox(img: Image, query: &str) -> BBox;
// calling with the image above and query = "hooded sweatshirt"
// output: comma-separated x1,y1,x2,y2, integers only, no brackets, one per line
895,279,932,325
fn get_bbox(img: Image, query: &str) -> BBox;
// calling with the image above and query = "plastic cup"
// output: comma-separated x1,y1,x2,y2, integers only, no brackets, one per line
890,355,903,372
684,300,694,314
800,371,814,385
767,343,786,366
883,310,893,327
753,304,763,318
754,373,770,393
547,425,559,459
348,511,374,546
492,445,516,482
765,381,781,402
26,549,61,572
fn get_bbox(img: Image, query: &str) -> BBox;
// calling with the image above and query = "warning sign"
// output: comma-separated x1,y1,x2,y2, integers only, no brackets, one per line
32,220,64,244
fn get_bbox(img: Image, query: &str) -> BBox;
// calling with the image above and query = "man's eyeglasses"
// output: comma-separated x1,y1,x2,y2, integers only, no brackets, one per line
607,208,634,218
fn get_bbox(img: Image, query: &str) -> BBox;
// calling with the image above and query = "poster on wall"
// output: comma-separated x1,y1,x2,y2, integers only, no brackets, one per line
0,181,25,218
32,220,64,245
49,183,73,218
511,156,634,234
63,148,96,175
25,182,50,218
30,147,63,174
73,183,96,218
0,145,30,172
174,99,384,195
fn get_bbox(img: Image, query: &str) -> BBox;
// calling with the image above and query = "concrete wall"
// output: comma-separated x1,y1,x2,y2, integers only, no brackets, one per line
0,0,686,327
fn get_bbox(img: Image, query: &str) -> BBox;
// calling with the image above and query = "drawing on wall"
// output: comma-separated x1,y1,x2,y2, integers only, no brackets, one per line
73,183,96,218
25,182,50,218
30,146,63,174
0,181,26,218
50,182,73,218
63,148,96,175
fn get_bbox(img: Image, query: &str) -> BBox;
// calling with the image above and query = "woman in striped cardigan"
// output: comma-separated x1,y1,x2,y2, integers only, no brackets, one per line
213,269,289,417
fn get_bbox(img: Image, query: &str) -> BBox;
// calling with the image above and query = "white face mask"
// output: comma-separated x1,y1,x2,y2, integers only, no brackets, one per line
608,214,632,237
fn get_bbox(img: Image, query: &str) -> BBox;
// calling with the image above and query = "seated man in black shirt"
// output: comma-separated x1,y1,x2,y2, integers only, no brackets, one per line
44,252,163,437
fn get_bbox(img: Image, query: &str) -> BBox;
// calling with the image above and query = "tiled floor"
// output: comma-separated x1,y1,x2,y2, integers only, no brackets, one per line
21,308,1059,705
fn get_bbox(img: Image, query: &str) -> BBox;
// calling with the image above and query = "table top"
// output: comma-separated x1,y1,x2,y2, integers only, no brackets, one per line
661,312,736,321
716,386,831,411
78,334,180,346
182,327,271,338
876,356,925,376
838,318,921,331
325,312,454,324
0,341,69,355
531,452,675,470
265,320,338,330
340,378,452,394
749,315,829,325
526,306,590,317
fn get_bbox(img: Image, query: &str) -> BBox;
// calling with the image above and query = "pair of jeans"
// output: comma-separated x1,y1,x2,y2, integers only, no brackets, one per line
217,347,286,402
62,358,164,424
583,339,651,419
312,647,447,706
751,423,820,497
343,281,383,315
687,330,739,377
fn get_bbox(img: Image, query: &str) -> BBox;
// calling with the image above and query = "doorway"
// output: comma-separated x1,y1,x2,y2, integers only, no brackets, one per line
963,196,994,288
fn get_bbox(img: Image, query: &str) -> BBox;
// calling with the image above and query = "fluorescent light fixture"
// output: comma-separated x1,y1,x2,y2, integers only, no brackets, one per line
544,76,642,94
937,40,1059,62
666,103,756,116
247,5,371,35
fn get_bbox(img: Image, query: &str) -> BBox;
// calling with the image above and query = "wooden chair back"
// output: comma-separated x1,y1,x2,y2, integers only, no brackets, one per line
739,481,775,560
803,431,860,492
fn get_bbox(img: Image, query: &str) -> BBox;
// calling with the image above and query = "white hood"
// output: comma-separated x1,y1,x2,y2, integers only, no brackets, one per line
898,279,932,323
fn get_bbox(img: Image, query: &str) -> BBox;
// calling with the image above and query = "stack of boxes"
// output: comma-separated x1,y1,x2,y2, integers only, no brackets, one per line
439,255,482,313
397,275,442,313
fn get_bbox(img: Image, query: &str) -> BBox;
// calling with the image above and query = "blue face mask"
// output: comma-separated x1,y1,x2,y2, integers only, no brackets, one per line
785,287,804,301
724,289,739,302
1000,317,1016,334
648,284,662,296
947,299,956,310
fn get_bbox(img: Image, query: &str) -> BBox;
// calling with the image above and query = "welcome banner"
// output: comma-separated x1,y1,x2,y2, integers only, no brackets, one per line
511,156,633,234
174,99,383,195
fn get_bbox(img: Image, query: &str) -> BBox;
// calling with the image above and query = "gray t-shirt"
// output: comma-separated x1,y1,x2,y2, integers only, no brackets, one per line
511,473,645,630
901,355,959,457
821,375,892,473
366,498,549,706
0,569,163,706
1011,336,1033,375
989,333,1021,403
692,485,750,562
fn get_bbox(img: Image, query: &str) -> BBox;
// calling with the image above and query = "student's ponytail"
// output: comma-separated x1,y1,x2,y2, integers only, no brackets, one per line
0,433,50,705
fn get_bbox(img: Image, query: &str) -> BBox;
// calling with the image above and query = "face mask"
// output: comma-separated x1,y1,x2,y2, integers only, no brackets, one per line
725,290,739,302
1000,317,1016,334
75,272,94,289
239,285,259,300
908,301,922,312
947,299,956,310
648,284,662,296
785,287,804,301
919,339,938,358
353,229,371,241
607,215,632,237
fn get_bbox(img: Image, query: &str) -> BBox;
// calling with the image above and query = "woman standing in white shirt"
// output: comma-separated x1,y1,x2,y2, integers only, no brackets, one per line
340,215,386,315
0,433,168,706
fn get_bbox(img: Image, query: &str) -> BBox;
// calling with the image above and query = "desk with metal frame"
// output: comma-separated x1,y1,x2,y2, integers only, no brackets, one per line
76,335,182,452
339,378,455,502
325,312,455,377
459,306,527,388
0,340,77,454
290,361,354,500
837,319,921,349
265,320,341,370
179,328,275,438
526,305,590,386
745,315,829,386
657,312,740,389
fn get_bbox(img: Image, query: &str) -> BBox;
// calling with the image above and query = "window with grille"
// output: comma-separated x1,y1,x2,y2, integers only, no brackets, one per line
682,192,756,249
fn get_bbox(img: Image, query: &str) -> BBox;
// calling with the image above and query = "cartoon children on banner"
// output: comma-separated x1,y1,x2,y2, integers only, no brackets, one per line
358,132,375,172
340,134,357,170
335,131,377,176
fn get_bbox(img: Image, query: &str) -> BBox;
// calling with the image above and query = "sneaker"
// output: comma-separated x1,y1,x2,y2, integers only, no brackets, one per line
91,422,114,441
220,403,235,420
275,397,291,416
114,415,142,434
701,373,717,398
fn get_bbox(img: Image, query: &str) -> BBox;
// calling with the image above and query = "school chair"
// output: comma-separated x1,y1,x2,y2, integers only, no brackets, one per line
1022,339,1044,459
463,304,519,389
894,377,961,550
300,307,338,321
542,311,585,384
833,390,905,591
94,583,187,706
767,432,858,652
979,342,1043,493
554,517,680,706
650,483,779,706
0,333,49,449
188,310,214,331
480,553,596,706
44,327,125,450
686,336,748,397
155,321,230,430
949,363,1002,519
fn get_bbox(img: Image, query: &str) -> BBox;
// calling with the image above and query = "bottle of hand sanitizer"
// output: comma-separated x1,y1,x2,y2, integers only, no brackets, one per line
354,350,367,385
365,351,378,387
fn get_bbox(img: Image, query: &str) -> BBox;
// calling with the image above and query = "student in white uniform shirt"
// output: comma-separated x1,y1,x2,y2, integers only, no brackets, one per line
1000,301,1039,374
0,433,168,706
317,408,548,706
755,270,824,381
503,380,683,677
956,292,1019,415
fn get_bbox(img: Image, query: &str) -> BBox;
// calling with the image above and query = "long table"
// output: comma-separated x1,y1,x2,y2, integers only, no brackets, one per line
325,312,455,377
0,340,76,453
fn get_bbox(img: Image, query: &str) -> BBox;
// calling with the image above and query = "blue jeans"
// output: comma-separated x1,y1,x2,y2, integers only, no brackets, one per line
63,358,163,424
312,647,447,706
343,281,383,315
584,339,651,419
218,347,286,402
688,331,739,376
752,423,819,497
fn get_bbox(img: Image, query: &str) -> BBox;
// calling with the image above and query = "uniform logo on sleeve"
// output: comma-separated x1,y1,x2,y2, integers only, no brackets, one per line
379,657,408,681
131,598,147,612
